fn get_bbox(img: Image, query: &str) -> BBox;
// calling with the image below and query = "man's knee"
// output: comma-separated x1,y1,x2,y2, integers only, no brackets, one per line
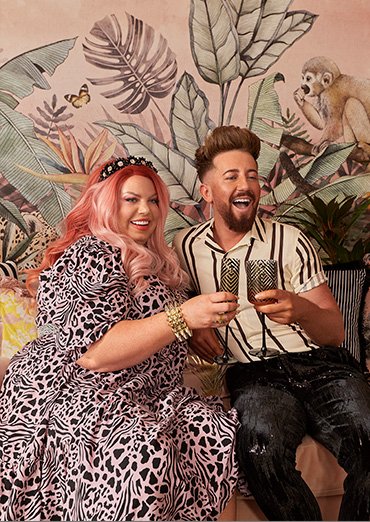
235,423,293,472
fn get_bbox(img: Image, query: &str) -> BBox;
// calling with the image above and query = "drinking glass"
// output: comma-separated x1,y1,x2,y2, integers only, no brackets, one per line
246,259,279,358
213,258,240,365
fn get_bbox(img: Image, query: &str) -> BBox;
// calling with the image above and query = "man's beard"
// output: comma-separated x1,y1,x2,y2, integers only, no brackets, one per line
217,200,257,233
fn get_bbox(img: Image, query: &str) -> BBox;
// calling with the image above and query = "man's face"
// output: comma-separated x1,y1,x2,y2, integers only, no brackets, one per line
200,149,261,234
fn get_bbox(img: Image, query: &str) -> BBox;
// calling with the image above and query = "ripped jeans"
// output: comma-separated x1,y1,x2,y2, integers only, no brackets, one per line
226,347,370,521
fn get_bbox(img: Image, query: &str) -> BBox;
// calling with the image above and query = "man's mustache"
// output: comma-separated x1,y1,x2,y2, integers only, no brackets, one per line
229,191,256,204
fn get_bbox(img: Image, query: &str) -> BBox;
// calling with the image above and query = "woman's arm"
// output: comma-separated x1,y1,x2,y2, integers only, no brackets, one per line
77,312,174,372
77,291,239,371
0,357,10,387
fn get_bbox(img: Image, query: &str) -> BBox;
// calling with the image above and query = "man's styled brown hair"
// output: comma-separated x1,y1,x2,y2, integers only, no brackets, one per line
195,125,261,181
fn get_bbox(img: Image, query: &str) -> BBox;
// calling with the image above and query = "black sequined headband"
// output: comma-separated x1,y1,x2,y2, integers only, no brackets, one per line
98,156,158,182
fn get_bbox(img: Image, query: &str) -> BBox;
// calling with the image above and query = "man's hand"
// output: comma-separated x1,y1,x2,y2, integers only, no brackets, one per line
252,284,344,347
253,289,299,324
189,328,224,364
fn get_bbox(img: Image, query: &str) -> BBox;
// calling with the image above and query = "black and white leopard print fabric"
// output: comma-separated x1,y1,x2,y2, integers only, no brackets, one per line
0,236,240,521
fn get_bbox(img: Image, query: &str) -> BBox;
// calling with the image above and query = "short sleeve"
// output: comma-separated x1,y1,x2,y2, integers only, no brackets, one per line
37,237,132,355
290,231,326,293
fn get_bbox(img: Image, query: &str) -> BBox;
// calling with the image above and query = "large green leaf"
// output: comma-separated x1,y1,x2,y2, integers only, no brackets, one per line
226,0,262,64
248,73,285,132
84,14,177,114
299,143,356,184
246,73,284,179
0,101,73,226
0,38,76,108
0,199,29,235
97,121,201,205
260,143,355,206
165,206,198,245
258,142,281,183
189,0,240,85
170,72,215,158
227,1,316,78
275,173,370,219
234,0,291,76
243,9,317,78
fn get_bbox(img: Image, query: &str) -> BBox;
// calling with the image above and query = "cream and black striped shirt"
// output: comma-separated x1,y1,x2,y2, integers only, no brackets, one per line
173,216,327,363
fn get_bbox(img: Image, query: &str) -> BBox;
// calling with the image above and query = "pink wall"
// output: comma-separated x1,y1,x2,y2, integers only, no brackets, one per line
1,0,369,141
0,0,369,268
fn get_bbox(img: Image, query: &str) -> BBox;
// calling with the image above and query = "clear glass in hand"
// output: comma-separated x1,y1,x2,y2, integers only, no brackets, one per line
213,258,240,365
246,259,279,358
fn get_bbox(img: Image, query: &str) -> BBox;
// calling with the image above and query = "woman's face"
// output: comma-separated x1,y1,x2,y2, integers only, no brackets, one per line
118,175,160,244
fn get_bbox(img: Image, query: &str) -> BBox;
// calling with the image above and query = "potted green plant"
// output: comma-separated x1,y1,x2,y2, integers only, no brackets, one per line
280,194,369,265
279,193,369,369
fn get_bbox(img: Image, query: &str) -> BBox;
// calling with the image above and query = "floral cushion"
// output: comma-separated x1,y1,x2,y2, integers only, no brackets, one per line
0,279,37,358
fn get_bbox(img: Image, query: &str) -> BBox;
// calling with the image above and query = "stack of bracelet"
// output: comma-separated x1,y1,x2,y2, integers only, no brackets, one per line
165,302,192,341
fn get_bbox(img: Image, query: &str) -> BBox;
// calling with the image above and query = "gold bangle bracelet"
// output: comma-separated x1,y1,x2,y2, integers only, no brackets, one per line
165,303,192,341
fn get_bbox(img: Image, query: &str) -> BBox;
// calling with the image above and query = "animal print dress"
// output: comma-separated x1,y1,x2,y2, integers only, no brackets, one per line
0,236,240,521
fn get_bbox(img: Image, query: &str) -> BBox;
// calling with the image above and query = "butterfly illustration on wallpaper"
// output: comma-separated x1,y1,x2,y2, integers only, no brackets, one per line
64,84,91,108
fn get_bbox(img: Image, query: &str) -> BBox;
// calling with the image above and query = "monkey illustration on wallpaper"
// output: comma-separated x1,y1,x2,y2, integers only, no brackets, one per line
294,56,370,155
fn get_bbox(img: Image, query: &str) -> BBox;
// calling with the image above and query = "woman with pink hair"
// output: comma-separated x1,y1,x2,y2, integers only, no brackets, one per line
0,157,240,521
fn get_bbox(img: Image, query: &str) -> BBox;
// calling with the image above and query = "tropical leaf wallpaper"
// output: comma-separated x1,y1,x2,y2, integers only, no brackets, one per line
0,0,369,272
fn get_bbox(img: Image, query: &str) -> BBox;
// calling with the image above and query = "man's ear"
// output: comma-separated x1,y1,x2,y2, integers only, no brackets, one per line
200,183,213,203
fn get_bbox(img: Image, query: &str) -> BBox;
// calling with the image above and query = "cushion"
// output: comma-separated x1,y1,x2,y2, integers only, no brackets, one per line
0,285,37,358
324,263,368,368
0,261,18,279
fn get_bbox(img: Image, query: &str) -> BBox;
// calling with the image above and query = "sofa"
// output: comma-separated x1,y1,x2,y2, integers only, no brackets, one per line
183,363,347,521
0,269,367,522
0,271,38,387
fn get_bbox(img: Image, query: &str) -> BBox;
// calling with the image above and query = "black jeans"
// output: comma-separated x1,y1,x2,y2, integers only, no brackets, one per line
226,347,370,521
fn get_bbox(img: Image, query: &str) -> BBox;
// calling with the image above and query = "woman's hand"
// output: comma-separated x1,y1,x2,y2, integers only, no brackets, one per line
181,291,239,330
77,291,239,373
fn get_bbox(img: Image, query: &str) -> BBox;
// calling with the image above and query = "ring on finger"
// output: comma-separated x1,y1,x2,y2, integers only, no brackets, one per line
217,313,225,325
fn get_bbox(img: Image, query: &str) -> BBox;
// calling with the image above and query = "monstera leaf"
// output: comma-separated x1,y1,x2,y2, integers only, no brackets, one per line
83,13,177,114
170,72,215,158
227,0,317,78
97,121,201,205
0,38,76,108
0,101,73,226
189,0,240,85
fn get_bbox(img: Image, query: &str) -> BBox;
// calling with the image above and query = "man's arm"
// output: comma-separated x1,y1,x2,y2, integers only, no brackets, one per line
254,283,345,347
189,328,224,364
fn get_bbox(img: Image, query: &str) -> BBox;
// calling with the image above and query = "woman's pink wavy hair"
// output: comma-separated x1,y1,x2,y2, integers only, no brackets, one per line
27,161,189,296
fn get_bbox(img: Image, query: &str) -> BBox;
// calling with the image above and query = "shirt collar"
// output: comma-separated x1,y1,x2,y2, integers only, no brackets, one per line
201,215,267,253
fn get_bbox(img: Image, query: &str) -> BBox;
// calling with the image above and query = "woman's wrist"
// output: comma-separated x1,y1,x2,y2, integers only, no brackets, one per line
165,303,192,341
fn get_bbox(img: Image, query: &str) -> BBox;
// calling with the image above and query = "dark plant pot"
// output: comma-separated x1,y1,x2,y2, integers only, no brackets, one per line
323,261,369,371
